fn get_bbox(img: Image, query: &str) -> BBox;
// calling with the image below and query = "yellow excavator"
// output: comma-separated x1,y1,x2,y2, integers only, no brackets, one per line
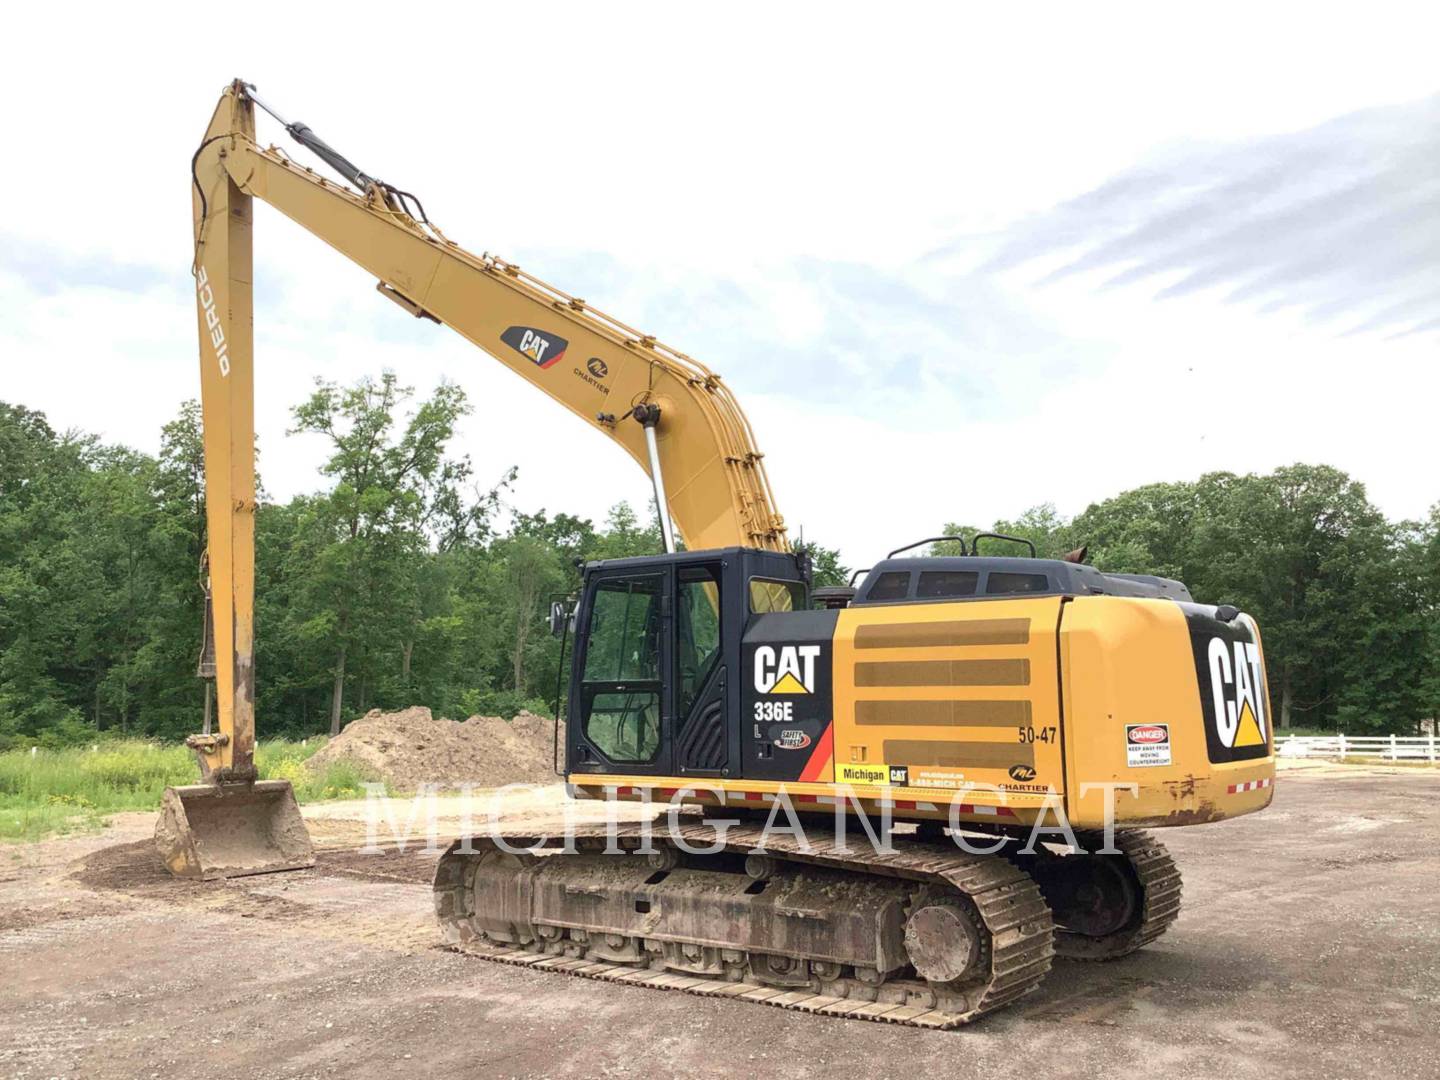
163,80,1276,1027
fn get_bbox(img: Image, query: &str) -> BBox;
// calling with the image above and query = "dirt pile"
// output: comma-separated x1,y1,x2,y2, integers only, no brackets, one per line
306,706,561,791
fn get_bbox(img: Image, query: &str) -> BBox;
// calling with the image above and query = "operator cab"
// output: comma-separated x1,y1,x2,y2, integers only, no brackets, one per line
561,547,809,782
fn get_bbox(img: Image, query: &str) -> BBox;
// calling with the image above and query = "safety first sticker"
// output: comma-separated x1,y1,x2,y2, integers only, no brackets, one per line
1126,724,1172,768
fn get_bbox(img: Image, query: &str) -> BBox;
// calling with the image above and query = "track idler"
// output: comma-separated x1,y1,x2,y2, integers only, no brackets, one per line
1009,829,1182,961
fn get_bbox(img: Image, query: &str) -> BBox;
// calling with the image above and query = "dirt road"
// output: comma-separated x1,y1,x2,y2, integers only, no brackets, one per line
3,772,1438,1079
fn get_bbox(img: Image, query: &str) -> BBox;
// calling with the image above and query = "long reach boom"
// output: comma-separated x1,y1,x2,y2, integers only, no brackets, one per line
160,79,786,877
187,80,786,790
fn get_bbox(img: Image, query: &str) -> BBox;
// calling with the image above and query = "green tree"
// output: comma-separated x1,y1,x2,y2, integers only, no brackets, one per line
1416,505,1440,725
4,383,1435,750
1213,466,1399,731
588,501,662,561
1069,482,1200,577
495,534,567,693
126,402,211,737
0,403,84,743
793,539,850,589
286,374,472,734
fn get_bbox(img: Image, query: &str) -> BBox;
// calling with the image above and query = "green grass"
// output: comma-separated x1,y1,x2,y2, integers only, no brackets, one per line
0,737,383,843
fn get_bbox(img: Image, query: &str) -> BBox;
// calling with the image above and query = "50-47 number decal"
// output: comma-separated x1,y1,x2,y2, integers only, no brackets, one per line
1017,726,1057,744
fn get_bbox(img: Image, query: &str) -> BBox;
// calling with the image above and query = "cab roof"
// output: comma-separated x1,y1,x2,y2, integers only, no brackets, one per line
852,556,1192,606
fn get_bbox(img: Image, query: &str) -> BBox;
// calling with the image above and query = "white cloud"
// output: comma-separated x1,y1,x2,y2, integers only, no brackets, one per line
3,2,1439,570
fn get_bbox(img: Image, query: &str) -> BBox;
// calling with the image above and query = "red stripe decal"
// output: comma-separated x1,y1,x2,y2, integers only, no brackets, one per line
798,723,835,783
955,803,1018,818
1226,777,1273,794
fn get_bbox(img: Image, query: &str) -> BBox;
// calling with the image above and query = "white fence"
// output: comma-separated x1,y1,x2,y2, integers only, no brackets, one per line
1276,734,1439,762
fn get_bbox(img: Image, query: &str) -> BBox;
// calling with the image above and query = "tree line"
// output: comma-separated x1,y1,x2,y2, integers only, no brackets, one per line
1,379,1435,749
0,378,666,748
937,469,1439,734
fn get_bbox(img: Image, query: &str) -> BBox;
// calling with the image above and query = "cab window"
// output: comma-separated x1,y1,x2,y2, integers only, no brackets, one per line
749,578,806,614
985,572,1051,595
678,567,722,718
581,576,661,763
867,571,911,601
917,570,979,598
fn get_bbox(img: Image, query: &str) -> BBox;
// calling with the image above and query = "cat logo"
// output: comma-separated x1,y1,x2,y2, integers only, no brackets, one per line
1207,636,1268,750
1188,612,1271,764
501,326,568,369
754,644,821,695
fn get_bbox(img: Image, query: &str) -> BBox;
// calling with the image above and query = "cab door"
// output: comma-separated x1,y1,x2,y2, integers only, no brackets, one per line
673,561,728,777
569,567,674,776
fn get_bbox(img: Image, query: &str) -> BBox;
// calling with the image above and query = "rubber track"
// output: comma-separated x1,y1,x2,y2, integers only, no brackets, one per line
435,821,1055,1028
1053,829,1183,961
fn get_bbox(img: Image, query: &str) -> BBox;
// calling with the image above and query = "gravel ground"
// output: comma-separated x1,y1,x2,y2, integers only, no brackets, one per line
1,770,1437,1079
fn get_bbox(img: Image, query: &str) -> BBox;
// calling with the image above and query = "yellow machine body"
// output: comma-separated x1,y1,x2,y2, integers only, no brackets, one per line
569,594,1274,830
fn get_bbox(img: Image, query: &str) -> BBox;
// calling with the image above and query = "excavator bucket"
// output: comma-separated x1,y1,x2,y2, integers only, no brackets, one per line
155,780,314,880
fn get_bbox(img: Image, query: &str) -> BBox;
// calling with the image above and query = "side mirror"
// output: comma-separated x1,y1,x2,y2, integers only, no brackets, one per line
549,600,573,638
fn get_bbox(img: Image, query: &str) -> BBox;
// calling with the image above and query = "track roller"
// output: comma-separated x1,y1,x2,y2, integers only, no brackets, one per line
435,821,1055,1028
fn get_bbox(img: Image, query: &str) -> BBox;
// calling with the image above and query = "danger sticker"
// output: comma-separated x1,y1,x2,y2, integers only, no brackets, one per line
1126,724,1172,768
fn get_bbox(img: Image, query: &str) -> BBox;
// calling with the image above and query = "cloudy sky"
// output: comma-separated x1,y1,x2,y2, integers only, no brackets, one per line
3,3,1437,567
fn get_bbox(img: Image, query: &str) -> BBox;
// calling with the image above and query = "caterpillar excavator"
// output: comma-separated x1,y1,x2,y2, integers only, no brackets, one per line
162,79,1276,1027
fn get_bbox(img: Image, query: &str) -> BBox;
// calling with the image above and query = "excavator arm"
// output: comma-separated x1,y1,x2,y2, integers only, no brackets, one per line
196,79,786,544
161,80,787,876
